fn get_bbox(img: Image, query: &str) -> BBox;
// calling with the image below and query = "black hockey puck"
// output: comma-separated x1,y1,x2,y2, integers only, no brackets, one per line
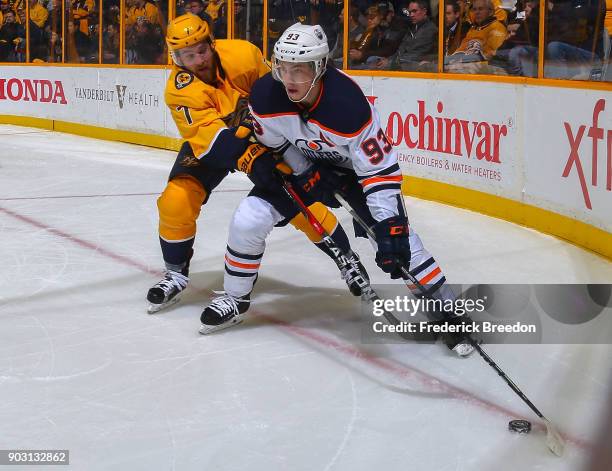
508,419,531,433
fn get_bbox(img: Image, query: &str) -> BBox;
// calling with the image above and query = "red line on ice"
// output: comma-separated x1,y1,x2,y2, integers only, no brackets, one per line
0,204,160,276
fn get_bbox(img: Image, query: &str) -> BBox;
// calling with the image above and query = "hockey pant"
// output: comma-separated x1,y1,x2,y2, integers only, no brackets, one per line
223,188,350,298
157,142,229,272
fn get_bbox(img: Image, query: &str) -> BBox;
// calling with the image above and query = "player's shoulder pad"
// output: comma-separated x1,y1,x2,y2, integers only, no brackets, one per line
249,73,297,117
165,67,210,108
311,67,372,137
216,39,262,66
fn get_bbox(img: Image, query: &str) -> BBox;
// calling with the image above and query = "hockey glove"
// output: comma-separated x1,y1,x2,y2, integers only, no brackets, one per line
237,143,291,189
291,164,340,208
373,216,411,279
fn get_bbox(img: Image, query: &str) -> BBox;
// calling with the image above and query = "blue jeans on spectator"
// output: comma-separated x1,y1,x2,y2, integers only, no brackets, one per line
545,41,598,79
508,45,538,77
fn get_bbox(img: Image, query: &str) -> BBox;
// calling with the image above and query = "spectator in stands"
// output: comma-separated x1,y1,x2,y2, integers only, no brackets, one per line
205,0,223,22
126,16,164,64
309,0,341,47
70,0,96,62
186,0,213,26
330,5,364,67
447,0,506,68
232,0,255,43
0,1,11,27
45,0,62,41
212,0,227,38
29,0,48,28
0,9,24,61
466,0,508,24
106,1,120,25
268,0,309,50
377,0,438,71
126,0,162,29
103,21,119,63
72,0,94,37
64,19,80,61
28,0,48,57
545,0,605,79
494,0,539,76
349,5,385,68
445,0,470,55
366,1,409,67
16,6,25,24
47,29,62,62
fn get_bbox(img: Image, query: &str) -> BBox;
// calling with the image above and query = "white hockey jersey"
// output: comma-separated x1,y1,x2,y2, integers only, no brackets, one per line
248,68,403,222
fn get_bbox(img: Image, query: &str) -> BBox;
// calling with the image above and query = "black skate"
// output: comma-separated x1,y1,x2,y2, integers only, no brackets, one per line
147,270,189,313
199,293,251,334
337,250,370,297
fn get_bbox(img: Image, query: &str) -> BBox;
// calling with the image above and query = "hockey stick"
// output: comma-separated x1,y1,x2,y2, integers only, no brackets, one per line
334,191,565,457
276,176,413,338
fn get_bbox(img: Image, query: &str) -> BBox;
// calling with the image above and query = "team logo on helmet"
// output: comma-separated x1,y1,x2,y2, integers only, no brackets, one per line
314,28,324,40
175,71,194,90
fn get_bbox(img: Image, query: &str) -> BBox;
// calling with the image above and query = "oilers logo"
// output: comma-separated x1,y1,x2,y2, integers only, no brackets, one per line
294,133,347,164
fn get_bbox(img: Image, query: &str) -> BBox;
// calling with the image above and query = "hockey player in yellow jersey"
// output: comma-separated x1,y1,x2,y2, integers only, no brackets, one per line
147,14,369,316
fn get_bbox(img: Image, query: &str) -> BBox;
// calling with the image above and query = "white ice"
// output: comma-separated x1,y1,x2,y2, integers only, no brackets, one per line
1,125,611,471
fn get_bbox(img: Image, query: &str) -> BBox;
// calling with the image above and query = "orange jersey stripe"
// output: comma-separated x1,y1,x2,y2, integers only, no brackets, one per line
360,175,403,187
419,267,442,285
225,255,260,270
253,110,300,119
309,115,373,138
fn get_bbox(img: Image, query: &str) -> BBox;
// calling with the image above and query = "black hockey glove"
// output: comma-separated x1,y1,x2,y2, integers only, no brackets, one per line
373,215,411,279
291,164,340,208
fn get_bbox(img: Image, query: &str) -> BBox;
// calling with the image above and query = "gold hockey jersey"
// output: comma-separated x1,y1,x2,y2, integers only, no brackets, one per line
456,18,507,60
165,39,269,163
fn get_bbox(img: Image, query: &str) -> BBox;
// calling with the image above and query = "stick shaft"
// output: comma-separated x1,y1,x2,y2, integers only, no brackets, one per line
334,191,549,419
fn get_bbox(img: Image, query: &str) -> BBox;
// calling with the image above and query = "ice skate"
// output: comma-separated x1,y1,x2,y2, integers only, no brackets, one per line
147,269,189,313
199,292,251,334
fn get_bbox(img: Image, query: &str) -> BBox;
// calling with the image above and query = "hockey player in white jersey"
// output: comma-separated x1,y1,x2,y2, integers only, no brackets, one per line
200,23,473,356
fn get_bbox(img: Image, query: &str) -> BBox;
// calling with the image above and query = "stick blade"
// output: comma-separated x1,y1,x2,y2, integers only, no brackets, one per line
544,419,565,457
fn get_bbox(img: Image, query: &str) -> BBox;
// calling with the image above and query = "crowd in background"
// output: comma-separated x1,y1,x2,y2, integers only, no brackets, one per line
331,0,609,79
1,0,610,80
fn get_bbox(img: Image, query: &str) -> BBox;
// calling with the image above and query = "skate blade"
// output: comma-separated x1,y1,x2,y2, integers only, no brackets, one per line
147,296,181,314
452,343,475,357
199,316,244,335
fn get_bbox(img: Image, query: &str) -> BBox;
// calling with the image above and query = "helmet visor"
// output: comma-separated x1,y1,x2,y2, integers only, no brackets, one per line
172,40,212,68
272,57,317,85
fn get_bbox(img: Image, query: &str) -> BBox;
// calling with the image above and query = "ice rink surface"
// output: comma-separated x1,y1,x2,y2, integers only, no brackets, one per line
1,125,611,471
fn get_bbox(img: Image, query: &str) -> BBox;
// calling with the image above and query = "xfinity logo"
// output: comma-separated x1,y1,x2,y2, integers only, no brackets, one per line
561,99,610,210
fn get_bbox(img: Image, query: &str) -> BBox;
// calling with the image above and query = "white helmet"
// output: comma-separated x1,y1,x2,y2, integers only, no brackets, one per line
272,23,329,85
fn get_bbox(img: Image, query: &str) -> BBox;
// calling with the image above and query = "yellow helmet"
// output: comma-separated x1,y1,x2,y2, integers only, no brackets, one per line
166,14,213,65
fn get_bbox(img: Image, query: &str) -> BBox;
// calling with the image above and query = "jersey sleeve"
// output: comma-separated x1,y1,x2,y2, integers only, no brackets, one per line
326,106,403,222
249,107,311,175
169,92,248,169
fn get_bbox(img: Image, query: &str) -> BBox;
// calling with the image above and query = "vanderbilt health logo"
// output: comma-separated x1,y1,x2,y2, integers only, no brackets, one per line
116,85,127,109
73,84,159,110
